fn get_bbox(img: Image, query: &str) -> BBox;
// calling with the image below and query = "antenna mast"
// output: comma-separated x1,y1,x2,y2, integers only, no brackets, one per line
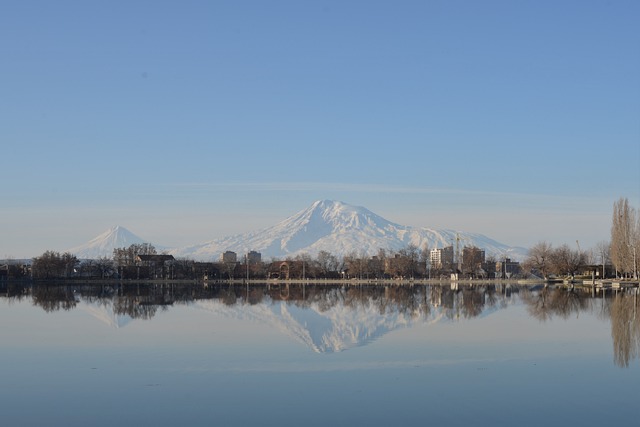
456,234,461,272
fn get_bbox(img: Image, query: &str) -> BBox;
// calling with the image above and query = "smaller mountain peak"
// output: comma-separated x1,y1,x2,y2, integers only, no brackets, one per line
67,226,153,259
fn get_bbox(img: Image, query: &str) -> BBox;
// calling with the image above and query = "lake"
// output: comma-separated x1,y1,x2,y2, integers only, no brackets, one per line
1,282,638,427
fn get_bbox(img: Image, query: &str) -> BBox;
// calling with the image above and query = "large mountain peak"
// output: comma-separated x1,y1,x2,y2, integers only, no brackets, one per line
255,200,401,256
282,199,398,234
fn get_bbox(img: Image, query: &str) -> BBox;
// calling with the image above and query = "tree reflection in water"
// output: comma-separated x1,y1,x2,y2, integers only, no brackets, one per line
521,286,589,322
31,284,78,312
2,281,639,366
610,291,640,367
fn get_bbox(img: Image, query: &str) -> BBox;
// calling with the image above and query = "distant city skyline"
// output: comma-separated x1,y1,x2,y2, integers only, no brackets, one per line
2,1,638,258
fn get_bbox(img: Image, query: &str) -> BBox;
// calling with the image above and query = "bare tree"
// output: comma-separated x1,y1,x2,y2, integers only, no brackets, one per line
294,253,314,279
550,244,585,277
317,250,339,278
399,245,420,278
32,251,78,279
523,241,553,279
343,251,370,279
94,256,115,278
419,244,430,277
32,251,62,279
371,248,388,278
595,240,611,279
61,252,79,278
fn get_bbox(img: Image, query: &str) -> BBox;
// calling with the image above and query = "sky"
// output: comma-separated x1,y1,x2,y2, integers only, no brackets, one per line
2,0,639,258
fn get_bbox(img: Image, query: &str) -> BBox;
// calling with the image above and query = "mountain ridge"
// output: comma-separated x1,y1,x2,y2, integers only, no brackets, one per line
67,200,528,261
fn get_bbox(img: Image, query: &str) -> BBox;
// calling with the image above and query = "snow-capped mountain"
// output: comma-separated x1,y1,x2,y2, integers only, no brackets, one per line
171,200,527,261
193,287,505,353
66,201,527,260
80,301,134,329
193,295,444,353
66,225,155,259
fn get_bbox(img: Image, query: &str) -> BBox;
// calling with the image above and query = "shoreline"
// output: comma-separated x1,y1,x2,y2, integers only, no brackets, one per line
2,277,638,288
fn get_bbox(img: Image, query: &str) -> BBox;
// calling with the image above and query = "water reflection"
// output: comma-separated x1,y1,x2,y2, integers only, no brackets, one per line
520,286,589,321
610,293,640,367
2,282,639,366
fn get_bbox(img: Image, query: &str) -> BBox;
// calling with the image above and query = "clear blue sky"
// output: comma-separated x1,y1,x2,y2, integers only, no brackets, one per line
2,0,639,258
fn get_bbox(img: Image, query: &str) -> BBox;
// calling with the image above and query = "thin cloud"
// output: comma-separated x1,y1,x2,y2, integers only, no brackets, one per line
167,181,606,207
168,181,513,196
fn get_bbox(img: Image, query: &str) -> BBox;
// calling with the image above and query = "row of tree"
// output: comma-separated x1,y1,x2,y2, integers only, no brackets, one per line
23,244,589,281
522,197,639,280
522,242,588,279
25,245,488,280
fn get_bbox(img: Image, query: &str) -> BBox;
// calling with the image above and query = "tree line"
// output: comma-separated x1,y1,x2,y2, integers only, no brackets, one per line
523,242,587,279
522,197,639,280
23,244,503,281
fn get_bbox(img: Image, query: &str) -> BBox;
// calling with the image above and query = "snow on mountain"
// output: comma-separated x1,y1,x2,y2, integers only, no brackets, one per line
66,201,527,261
171,200,527,261
193,293,447,353
66,225,156,259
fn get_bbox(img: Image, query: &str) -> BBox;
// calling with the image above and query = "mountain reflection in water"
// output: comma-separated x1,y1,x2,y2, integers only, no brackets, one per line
2,282,639,366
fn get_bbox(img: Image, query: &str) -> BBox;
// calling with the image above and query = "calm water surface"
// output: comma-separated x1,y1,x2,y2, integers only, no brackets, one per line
1,282,638,426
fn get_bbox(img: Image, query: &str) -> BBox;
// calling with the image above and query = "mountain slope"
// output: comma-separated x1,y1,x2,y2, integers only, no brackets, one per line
171,200,527,261
66,226,152,259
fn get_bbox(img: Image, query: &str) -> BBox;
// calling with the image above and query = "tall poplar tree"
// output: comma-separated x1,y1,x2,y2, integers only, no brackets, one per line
611,197,639,278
